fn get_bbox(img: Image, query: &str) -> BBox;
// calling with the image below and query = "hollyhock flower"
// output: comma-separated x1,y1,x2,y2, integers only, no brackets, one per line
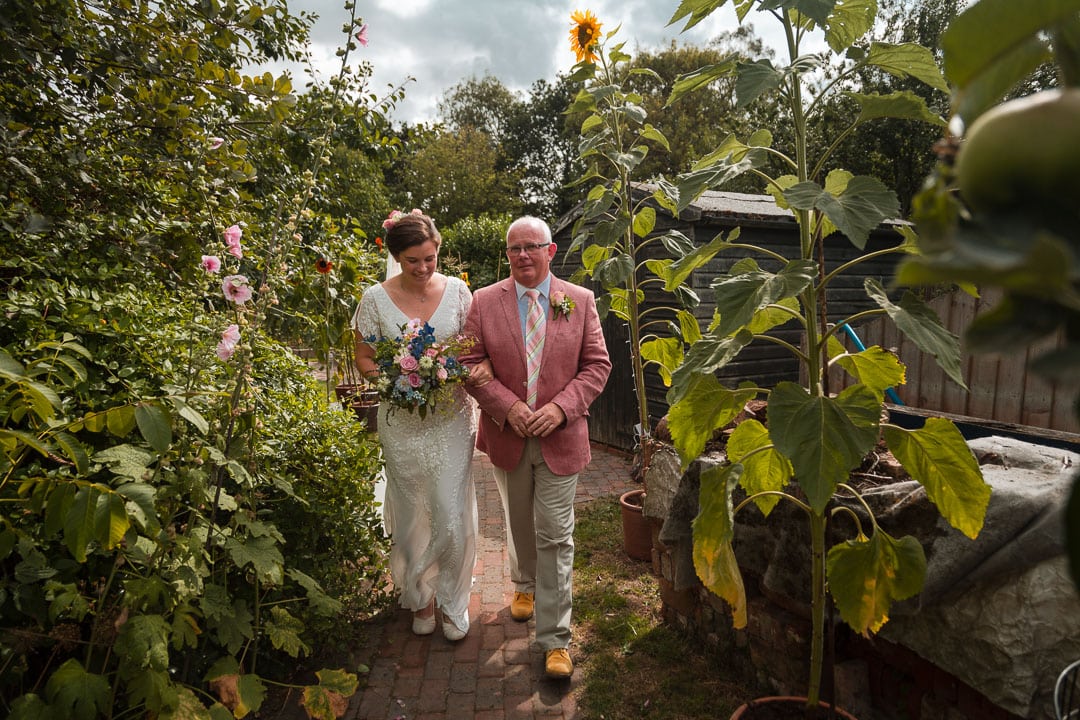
407,372,423,388
399,355,419,372
222,275,253,305
224,224,243,258
201,255,221,274
217,324,240,361
356,23,368,46
209,137,224,150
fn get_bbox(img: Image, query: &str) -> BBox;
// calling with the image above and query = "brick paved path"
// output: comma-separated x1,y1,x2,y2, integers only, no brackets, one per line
348,443,636,720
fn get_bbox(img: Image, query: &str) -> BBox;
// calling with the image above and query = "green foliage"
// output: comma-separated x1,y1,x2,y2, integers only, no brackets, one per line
442,212,515,289
901,0,1080,590
0,0,393,717
658,0,992,706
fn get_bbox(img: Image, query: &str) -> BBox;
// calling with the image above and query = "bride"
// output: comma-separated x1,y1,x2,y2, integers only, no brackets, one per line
351,210,490,641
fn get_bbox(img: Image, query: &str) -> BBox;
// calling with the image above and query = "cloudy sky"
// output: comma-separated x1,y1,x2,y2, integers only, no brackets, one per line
269,0,796,124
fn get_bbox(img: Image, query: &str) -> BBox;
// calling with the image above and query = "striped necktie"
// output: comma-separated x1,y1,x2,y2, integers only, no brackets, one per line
524,289,545,409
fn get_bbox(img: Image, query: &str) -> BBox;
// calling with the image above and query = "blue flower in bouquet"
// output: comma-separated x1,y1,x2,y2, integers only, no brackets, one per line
367,318,474,418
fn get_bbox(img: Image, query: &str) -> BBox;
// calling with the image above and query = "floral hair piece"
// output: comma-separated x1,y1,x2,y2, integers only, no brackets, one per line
382,208,423,230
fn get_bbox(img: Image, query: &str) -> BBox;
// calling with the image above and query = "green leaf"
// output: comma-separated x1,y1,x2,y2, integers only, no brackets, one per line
767,382,881,514
941,0,1080,91
53,431,90,475
865,279,966,389
115,614,171,672
314,668,359,696
826,529,927,635
668,60,738,105
747,297,800,335
45,658,110,720
883,419,990,539
824,0,876,54
236,675,267,718
9,693,50,720
23,380,61,420
267,606,310,658
833,344,907,399
632,207,656,238
170,397,209,435
160,687,213,720
639,123,670,152
865,42,948,93
727,419,792,516
94,444,154,481
692,462,747,627
106,405,137,437
667,376,758,467
668,0,741,33
735,59,783,108
667,329,754,403
664,227,741,292
677,308,703,345
117,482,160,534
135,402,172,453
713,260,817,337
846,90,946,128
641,337,684,387
171,607,202,650
784,176,899,250
94,490,129,551
64,487,98,562
0,429,51,459
225,535,284,584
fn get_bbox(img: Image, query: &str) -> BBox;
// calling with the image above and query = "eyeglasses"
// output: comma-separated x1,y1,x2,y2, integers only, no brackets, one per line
505,243,551,256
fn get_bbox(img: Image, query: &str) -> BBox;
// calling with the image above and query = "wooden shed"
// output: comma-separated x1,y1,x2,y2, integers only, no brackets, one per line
553,184,1080,451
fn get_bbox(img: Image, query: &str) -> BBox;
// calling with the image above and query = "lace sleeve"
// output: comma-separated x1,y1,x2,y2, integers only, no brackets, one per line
350,285,382,339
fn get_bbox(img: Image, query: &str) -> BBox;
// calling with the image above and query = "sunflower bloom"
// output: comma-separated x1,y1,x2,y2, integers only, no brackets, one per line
569,10,602,64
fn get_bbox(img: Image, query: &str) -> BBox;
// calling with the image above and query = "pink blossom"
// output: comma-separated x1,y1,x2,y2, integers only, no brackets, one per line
356,24,369,46
407,372,423,388
209,137,224,150
224,224,243,258
436,367,449,382
217,324,240,361
201,255,221,273
399,355,419,372
425,348,438,358
552,290,566,305
405,318,424,334
222,275,253,305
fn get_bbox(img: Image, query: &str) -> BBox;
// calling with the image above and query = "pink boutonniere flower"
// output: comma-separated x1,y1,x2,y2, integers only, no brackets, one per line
550,290,575,320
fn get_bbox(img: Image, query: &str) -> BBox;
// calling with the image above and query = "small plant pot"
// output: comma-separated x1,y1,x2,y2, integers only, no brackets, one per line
619,488,651,562
335,384,380,431
730,697,858,720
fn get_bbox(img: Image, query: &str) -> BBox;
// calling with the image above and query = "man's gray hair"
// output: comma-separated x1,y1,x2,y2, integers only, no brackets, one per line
506,215,552,244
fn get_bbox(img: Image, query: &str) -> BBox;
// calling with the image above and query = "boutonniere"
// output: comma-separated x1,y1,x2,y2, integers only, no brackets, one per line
550,290,575,320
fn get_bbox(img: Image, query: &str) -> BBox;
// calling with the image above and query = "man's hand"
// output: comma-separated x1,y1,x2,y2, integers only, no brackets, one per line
525,402,566,438
506,400,535,438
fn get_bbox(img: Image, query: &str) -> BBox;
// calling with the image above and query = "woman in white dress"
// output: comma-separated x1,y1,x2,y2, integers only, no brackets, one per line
351,211,490,641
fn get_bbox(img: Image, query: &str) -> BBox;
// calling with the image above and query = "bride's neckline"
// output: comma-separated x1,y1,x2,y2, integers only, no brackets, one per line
382,274,450,324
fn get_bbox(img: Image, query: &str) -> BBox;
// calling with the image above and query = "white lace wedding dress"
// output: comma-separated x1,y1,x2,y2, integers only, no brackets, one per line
351,275,478,632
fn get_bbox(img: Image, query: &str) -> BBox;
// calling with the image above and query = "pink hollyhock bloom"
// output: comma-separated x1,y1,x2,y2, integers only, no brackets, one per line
209,137,224,150
201,255,221,273
224,225,243,258
399,355,419,372
436,367,449,382
222,275,253,305
356,24,369,46
407,373,423,388
217,324,240,361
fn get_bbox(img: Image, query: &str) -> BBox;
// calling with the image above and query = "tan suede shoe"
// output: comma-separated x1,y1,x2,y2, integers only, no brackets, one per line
510,591,534,621
545,648,573,678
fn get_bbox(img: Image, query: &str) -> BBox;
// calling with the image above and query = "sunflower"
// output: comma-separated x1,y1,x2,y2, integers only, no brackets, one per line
569,10,602,64
315,257,333,274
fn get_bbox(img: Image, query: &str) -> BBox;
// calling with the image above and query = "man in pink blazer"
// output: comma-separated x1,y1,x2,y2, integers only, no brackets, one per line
461,216,611,679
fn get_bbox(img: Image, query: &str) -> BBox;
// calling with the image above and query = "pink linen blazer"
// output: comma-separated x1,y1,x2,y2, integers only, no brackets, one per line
460,276,611,476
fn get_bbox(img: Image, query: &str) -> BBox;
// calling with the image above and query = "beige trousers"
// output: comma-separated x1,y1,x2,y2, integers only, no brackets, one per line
492,436,578,651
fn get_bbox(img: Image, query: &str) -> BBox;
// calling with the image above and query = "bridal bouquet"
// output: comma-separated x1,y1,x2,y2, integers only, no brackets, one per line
366,318,473,418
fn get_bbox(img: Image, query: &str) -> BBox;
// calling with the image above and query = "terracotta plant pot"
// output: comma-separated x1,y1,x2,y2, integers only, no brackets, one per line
730,697,858,720
619,488,651,562
335,384,379,431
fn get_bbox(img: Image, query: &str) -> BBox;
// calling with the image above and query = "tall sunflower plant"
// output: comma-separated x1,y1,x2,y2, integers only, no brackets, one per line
565,10,731,469
648,0,993,709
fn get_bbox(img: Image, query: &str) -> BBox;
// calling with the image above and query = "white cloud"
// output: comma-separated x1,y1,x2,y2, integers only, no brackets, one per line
267,1,820,124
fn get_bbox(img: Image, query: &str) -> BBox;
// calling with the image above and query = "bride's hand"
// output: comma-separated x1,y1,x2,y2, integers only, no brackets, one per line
467,360,493,387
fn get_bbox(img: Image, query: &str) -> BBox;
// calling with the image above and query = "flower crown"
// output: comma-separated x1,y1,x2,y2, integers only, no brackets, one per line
382,208,423,230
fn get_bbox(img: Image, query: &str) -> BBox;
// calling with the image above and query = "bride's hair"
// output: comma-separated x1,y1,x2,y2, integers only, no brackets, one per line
385,212,441,258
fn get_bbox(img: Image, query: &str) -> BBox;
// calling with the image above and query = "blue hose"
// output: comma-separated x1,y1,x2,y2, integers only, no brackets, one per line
839,323,904,405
